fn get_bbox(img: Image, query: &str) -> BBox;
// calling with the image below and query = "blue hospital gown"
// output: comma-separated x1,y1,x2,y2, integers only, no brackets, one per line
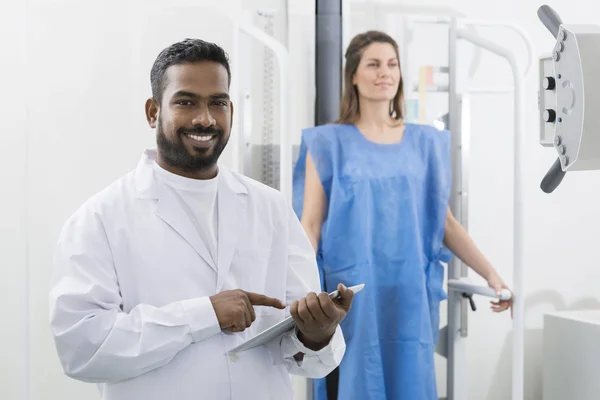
292,123,454,400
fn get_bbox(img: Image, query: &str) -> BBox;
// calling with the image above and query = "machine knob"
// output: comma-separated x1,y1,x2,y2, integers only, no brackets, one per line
559,29,567,41
554,135,562,146
544,109,557,122
543,77,556,90
555,41,564,53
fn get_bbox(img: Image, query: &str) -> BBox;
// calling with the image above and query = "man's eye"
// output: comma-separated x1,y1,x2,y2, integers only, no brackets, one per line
177,100,193,106
211,101,228,107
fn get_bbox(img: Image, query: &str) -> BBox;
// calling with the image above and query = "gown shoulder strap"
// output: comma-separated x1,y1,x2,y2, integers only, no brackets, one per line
292,124,344,219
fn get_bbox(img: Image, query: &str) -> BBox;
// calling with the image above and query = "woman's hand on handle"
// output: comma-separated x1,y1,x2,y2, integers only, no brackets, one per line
486,272,513,317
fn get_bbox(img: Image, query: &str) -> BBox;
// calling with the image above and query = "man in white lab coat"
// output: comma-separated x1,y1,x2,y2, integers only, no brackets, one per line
49,39,353,400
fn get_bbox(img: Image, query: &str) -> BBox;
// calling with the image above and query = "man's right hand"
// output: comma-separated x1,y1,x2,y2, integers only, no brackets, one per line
209,290,286,332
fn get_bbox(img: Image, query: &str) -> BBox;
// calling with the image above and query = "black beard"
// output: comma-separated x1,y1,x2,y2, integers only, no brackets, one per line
156,119,227,172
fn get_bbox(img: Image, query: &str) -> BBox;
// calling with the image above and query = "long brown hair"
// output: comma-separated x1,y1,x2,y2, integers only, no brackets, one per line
337,31,404,124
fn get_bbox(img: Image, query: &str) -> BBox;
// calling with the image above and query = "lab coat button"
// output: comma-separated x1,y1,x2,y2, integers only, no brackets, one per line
229,352,239,362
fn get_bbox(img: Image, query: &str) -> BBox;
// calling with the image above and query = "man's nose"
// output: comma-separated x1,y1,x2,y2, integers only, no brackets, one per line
193,107,216,127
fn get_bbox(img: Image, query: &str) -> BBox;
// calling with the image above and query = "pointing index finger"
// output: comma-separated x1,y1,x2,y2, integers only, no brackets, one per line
243,291,286,309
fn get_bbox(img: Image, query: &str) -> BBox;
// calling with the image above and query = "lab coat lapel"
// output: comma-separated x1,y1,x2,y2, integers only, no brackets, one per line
216,168,247,292
154,188,218,273
134,149,217,273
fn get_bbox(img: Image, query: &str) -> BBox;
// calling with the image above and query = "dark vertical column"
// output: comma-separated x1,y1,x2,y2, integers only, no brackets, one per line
315,0,342,125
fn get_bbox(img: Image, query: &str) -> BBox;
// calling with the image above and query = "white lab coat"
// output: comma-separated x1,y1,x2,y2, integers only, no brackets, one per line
49,149,345,400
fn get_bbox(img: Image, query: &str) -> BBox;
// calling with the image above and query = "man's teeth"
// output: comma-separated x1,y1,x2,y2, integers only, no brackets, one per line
187,134,213,142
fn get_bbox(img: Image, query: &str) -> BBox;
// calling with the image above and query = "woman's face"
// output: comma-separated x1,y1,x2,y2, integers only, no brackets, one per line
352,42,401,102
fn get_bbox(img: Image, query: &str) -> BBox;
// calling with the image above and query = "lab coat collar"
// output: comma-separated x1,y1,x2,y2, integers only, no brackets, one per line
134,149,248,198
134,149,247,289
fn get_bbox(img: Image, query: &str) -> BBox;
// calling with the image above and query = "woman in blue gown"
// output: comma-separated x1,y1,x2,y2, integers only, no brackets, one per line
292,31,512,400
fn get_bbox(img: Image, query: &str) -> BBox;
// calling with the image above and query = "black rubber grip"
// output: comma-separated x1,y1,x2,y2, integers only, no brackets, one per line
540,157,567,193
537,5,563,39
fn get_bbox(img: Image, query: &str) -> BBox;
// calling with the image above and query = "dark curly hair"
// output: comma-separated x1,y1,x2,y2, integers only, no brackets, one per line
150,38,231,104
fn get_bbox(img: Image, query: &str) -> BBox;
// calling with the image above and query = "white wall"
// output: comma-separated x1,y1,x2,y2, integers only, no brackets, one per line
3,0,600,399
0,1,28,399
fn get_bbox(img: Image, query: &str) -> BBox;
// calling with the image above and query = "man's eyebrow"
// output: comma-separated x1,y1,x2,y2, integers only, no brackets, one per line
173,90,200,99
210,93,230,100
172,91,230,101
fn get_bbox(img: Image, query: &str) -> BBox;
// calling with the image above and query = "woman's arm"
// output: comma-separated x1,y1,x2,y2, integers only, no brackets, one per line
300,153,328,253
442,206,512,313
443,206,495,280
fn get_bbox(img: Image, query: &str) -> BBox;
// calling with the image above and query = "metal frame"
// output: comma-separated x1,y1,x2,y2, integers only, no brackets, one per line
447,20,468,400
453,24,525,400
234,16,292,204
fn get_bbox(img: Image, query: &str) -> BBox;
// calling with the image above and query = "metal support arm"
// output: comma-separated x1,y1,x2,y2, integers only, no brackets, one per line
456,28,525,400
448,278,513,301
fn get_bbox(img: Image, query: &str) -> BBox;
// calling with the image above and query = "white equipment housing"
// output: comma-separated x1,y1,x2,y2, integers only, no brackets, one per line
537,5,600,399
538,5,600,192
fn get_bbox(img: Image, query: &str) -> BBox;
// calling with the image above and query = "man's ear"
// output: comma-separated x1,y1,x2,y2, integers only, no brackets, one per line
229,101,234,128
145,98,159,129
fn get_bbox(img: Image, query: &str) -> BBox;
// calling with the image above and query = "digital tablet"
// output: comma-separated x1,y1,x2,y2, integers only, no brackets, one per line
227,284,365,354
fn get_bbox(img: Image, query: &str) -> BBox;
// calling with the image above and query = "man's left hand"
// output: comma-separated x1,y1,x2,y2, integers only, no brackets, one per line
290,283,354,351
